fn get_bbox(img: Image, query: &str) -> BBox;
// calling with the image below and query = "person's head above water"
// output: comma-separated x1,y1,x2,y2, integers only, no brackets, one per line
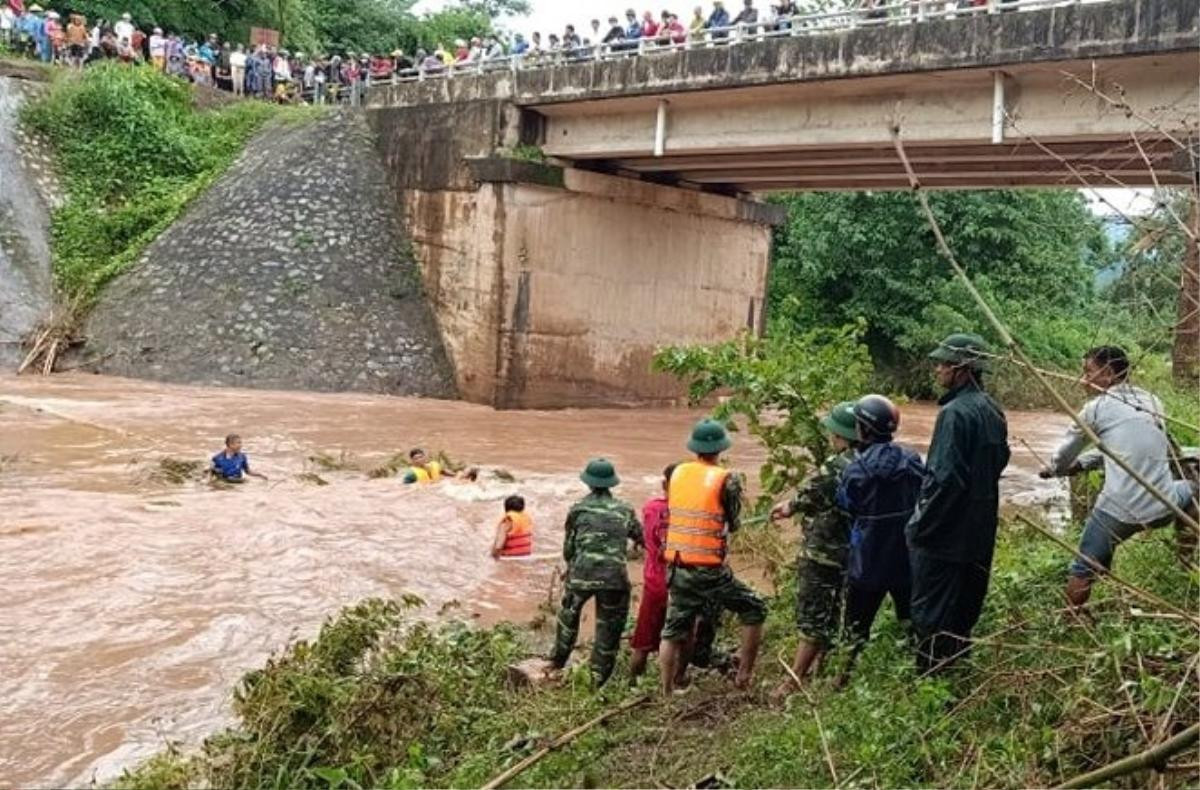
409,447,428,465
224,433,242,454
504,494,526,513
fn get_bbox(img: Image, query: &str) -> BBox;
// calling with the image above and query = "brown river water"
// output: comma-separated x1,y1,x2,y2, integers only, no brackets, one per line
0,373,1068,787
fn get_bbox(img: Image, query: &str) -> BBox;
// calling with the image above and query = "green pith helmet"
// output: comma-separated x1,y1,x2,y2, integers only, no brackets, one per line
687,418,732,455
929,333,992,372
820,401,859,441
580,458,620,489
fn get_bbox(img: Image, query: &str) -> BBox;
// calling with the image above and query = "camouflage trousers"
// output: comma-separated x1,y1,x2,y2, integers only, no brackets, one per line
662,565,766,642
550,585,631,686
795,558,845,649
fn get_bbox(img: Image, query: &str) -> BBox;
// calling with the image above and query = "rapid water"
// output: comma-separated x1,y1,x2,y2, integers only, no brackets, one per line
0,373,1069,786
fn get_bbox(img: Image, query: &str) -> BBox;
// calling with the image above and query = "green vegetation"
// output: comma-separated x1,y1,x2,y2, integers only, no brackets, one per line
20,64,308,304
40,0,529,56
654,324,871,509
767,190,1122,400
115,521,1199,789
764,189,1198,420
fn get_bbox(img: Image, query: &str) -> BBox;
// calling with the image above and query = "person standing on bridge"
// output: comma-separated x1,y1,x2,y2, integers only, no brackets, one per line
550,459,644,686
602,16,625,46
659,419,767,693
906,334,1009,674
732,0,760,32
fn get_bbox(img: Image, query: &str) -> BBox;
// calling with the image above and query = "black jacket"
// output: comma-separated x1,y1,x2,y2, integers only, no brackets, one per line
906,383,1010,565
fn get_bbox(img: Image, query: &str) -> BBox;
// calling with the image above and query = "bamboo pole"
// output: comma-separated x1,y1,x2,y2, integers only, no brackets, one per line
479,694,650,790
777,653,840,787
1055,723,1199,789
1013,514,1200,627
889,125,1199,533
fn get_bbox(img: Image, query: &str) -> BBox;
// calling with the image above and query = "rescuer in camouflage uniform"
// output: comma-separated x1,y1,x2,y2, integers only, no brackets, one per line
550,458,644,685
769,401,858,700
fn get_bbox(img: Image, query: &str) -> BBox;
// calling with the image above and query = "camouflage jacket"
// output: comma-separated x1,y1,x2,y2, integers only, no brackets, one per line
562,490,644,591
791,450,852,569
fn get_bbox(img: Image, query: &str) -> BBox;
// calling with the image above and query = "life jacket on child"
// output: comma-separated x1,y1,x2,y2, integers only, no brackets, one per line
499,511,533,557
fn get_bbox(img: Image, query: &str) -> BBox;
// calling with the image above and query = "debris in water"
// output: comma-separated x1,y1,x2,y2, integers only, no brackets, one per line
297,471,329,486
151,457,206,485
492,468,517,482
367,452,409,479
307,451,357,472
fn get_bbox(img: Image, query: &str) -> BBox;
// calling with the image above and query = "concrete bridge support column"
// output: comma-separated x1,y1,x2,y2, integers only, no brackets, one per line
399,159,781,408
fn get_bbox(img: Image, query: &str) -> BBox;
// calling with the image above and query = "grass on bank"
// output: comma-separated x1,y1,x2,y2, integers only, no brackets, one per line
115,517,1199,790
19,63,320,306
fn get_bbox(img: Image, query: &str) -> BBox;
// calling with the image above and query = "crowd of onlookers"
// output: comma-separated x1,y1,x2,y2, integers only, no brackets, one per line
400,0,1010,77
0,2,381,104
1,0,1011,100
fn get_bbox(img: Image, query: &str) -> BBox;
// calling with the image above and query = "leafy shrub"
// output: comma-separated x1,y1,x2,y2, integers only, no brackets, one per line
654,323,872,509
21,64,281,302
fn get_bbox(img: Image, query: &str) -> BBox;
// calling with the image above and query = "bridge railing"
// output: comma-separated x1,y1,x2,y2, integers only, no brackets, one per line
372,0,1101,89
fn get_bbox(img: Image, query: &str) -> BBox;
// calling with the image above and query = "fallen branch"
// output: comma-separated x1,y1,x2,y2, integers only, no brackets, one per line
1055,722,1199,789
777,653,840,788
889,125,1198,533
479,694,650,790
1013,514,1200,627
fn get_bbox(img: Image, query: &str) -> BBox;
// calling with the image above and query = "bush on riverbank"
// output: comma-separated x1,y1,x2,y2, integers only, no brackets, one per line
115,517,1199,789
20,64,314,305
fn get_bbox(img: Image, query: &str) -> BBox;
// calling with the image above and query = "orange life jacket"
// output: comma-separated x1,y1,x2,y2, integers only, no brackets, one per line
500,511,533,557
664,461,730,567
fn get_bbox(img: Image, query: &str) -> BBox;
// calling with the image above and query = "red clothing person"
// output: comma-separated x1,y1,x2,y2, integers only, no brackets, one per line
641,11,660,39
629,494,669,654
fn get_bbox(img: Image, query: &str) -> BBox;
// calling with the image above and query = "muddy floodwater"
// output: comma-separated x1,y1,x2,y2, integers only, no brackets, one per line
0,373,1069,786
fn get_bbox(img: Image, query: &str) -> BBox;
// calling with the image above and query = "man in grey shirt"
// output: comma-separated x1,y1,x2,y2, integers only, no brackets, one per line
1041,346,1197,610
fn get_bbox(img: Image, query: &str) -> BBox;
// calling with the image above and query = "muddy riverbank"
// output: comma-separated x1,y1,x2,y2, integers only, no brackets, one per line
0,373,1068,786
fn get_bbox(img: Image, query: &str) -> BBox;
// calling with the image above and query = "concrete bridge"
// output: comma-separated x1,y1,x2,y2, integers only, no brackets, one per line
366,0,1199,408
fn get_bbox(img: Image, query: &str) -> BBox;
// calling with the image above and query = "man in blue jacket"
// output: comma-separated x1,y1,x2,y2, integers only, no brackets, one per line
706,1,732,38
907,334,1010,674
837,394,925,680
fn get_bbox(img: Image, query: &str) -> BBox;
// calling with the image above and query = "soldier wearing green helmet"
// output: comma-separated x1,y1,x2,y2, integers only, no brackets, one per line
549,458,644,686
659,419,767,693
769,401,859,700
907,332,1010,674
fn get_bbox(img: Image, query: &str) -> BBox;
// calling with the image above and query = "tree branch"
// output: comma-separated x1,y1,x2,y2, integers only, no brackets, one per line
889,124,1199,532
1055,723,1200,789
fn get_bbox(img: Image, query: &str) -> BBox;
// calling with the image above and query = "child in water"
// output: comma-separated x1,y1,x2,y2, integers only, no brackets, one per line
492,494,533,558
211,434,268,483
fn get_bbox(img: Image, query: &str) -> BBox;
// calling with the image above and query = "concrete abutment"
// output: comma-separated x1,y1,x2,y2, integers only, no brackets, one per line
369,106,781,409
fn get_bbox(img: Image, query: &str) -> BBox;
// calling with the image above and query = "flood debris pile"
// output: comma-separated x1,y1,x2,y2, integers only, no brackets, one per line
115,521,1198,790
149,458,208,486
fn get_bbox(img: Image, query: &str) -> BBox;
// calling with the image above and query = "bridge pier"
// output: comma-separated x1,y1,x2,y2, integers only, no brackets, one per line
394,157,780,408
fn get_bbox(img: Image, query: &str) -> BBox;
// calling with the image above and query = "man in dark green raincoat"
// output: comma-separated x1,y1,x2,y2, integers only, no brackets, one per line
906,333,1010,673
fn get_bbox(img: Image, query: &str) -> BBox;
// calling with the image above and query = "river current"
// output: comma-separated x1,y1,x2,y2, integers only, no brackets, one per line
0,373,1068,786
